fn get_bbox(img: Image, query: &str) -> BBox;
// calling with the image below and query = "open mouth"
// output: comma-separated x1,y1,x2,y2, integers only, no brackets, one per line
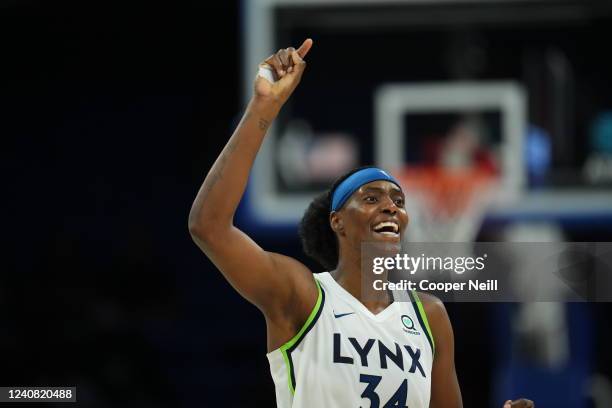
372,221,400,237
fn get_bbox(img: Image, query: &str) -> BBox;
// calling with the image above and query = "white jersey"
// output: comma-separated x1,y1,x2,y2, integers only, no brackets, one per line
267,272,435,408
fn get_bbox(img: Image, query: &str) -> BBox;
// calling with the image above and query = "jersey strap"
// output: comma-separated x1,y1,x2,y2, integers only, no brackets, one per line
280,278,325,394
409,291,435,355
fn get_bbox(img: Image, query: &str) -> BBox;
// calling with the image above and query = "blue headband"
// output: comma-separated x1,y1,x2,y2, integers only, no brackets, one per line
330,167,401,212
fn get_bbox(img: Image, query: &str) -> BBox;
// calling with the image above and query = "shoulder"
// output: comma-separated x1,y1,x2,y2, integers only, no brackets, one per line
416,292,446,317
269,252,319,314
415,292,453,342
257,252,318,327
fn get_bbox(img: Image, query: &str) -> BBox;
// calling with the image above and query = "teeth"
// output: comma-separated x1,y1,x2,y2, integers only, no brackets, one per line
373,221,399,233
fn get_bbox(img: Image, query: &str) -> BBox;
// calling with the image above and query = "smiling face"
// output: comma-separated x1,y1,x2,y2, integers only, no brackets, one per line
330,180,409,248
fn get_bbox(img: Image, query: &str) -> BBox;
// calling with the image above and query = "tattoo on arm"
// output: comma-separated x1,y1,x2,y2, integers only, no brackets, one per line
258,118,270,131
201,128,240,196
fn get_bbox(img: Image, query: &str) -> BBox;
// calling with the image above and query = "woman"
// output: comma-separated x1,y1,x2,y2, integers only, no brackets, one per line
188,38,533,408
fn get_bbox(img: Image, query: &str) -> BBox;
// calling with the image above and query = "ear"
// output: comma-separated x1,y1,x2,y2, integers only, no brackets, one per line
329,211,345,236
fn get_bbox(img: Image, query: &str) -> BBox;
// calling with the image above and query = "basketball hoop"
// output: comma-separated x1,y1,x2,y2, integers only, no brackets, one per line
394,166,498,242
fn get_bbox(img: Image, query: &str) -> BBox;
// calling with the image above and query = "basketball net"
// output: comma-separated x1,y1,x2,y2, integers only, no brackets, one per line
394,166,498,242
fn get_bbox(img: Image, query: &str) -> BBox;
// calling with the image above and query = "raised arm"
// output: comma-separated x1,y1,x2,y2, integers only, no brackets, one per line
188,39,318,350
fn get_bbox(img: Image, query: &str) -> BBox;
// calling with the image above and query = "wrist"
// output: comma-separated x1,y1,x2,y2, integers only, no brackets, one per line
249,95,283,119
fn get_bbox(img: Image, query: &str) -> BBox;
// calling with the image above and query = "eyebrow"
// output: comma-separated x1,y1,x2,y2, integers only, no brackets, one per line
362,186,403,194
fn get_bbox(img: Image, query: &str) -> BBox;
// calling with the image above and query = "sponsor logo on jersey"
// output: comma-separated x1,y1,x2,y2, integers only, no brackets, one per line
401,314,420,335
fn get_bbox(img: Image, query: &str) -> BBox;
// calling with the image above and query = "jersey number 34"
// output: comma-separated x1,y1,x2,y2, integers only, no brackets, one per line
360,374,408,408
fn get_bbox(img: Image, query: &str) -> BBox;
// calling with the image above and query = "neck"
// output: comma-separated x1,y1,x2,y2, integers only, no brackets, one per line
333,243,391,312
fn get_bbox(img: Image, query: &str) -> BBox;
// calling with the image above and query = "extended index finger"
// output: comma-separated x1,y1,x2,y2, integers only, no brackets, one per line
296,38,313,58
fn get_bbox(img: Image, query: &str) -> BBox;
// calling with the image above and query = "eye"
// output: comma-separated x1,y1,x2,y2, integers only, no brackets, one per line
394,197,405,207
364,196,378,203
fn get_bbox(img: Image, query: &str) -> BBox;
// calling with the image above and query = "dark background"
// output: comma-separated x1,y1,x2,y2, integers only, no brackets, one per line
2,1,611,407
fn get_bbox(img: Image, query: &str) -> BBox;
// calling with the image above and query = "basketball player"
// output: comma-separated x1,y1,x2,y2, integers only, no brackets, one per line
188,39,534,408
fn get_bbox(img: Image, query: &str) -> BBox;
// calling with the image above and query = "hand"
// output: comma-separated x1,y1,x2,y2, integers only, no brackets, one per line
503,398,534,408
254,38,313,106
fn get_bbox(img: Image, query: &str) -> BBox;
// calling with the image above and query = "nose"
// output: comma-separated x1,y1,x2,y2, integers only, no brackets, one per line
381,196,398,214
